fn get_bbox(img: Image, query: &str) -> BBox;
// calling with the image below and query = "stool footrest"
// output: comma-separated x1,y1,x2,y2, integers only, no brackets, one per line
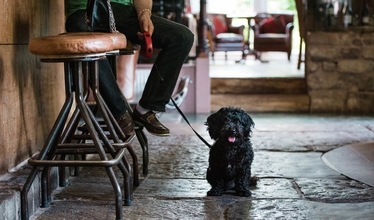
72,134,135,143
28,148,126,167
58,142,130,149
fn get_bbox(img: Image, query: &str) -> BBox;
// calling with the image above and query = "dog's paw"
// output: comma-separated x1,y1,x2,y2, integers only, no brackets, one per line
236,190,252,197
249,176,259,186
207,188,223,196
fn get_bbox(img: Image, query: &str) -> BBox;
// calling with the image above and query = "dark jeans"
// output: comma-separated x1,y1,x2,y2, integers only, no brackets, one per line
65,3,194,118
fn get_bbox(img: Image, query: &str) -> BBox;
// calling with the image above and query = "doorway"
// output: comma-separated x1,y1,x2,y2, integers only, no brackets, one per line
206,0,305,79
207,0,309,113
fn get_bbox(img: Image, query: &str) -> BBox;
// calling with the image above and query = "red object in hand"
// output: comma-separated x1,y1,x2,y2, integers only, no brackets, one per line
142,32,153,58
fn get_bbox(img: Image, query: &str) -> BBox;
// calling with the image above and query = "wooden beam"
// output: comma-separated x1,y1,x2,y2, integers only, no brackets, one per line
196,0,209,57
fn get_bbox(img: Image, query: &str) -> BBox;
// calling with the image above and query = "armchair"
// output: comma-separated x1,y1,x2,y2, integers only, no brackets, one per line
207,13,245,60
251,12,294,61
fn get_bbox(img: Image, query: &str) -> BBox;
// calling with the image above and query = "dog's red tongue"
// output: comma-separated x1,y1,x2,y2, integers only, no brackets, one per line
228,136,236,143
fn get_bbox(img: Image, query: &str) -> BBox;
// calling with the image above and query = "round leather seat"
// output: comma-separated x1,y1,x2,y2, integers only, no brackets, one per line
29,32,127,56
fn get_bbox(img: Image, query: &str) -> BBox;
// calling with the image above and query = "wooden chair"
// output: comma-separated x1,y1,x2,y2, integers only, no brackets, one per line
251,12,294,61
207,13,245,60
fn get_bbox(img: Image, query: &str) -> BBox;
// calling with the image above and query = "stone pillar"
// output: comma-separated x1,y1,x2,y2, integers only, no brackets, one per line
306,31,374,113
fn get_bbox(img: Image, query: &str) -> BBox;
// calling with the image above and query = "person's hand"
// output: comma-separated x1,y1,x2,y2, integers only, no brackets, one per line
137,10,154,40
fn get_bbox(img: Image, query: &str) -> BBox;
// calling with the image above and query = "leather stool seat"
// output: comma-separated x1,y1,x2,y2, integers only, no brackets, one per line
29,32,127,57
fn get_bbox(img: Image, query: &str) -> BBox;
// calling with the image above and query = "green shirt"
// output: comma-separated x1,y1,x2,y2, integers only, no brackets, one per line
65,0,133,18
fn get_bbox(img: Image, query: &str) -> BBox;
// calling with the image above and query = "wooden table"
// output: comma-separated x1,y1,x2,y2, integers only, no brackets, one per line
227,14,257,63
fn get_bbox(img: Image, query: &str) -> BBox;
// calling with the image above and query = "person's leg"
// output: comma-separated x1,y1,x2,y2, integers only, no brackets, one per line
134,16,194,136
112,4,194,112
112,4,194,136
65,10,128,118
116,50,140,102
138,15,194,112
65,10,134,137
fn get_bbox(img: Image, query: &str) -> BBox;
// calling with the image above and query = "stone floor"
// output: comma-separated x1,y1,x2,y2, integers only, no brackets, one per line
28,112,374,220
209,51,305,78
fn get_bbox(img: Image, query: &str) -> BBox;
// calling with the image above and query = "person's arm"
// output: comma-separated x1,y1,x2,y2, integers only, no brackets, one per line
134,0,154,36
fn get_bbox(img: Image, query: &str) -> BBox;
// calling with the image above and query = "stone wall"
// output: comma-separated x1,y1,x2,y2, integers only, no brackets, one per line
0,0,65,176
306,30,374,113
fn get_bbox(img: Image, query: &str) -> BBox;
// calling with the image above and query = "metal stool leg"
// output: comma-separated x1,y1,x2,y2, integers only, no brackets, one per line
135,127,149,175
87,61,134,205
108,54,149,176
21,62,75,220
74,61,125,219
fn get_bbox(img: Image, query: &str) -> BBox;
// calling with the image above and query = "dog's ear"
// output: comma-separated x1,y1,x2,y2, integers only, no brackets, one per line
205,110,222,140
242,113,255,137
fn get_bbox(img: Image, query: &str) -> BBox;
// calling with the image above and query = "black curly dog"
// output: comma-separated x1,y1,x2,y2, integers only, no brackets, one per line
205,107,257,197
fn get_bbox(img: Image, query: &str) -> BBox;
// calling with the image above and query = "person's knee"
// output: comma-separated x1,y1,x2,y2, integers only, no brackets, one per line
186,30,195,48
182,27,194,46
177,27,194,52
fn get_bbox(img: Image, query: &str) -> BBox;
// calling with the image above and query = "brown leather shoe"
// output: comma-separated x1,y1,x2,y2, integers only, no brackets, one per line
132,108,170,136
116,111,135,138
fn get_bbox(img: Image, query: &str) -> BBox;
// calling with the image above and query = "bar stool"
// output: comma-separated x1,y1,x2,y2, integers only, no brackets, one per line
21,32,135,220
50,42,150,207
74,41,149,175
68,42,150,176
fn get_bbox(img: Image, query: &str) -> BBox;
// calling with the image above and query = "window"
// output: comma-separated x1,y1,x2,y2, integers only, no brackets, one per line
190,0,296,14
190,0,253,14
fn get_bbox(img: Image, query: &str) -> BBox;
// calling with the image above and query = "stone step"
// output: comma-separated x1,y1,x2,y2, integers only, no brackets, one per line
0,190,20,220
211,77,307,95
0,165,63,220
211,94,310,112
